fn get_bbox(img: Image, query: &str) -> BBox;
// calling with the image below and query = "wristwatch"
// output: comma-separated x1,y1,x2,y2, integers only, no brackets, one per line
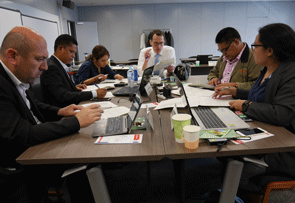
242,100,251,112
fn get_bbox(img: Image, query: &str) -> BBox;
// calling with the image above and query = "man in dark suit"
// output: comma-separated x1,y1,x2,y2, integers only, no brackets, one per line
41,34,107,108
0,26,101,202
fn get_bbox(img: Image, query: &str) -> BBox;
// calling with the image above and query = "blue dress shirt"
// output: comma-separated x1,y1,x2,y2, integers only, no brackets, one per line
74,59,116,85
248,67,270,103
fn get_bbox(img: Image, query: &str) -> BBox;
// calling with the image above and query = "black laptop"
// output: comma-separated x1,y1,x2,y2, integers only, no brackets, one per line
113,66,154,96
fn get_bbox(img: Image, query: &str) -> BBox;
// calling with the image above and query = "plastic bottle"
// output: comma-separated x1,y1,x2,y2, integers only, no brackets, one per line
133,66,138,85
127,67,134,87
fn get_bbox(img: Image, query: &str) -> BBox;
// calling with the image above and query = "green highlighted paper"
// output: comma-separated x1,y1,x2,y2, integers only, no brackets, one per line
199,129,238,139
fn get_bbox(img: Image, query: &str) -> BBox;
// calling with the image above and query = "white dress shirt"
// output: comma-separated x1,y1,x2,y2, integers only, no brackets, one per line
137,45,176,77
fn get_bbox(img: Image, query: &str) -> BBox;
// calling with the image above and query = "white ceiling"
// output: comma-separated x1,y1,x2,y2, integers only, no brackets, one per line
72,0,292,7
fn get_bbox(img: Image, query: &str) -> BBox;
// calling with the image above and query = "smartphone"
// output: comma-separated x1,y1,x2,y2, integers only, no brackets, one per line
236,128,265,136
234,111,253,122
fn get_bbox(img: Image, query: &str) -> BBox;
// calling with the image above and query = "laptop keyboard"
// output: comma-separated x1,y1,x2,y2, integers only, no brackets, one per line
106,116,124,134
113,85,139,95
194,107,227,129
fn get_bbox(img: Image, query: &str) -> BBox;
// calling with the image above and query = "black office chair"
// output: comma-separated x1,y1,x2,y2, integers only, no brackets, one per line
197,55,213,65
110,60,117,66
128,59,138,65
30,83,44,102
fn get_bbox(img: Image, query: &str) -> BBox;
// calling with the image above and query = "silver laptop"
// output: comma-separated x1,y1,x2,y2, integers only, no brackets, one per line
92,91,142,137
173,74,250,130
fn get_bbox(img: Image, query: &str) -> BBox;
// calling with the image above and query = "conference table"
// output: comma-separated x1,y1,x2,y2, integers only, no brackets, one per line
16,76,295,203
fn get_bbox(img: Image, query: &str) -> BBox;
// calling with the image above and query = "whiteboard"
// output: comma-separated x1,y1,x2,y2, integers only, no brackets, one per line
76,22,99,62
22,15,59,56
0,7,22,45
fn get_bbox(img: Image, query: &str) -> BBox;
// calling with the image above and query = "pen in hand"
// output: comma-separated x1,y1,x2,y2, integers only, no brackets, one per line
94,84,100,89
218,86,230,92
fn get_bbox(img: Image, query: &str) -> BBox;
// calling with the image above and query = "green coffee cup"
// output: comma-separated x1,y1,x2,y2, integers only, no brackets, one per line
172,114,192,143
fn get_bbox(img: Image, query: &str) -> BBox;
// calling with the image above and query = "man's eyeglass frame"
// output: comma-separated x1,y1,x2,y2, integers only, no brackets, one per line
217,40,235,53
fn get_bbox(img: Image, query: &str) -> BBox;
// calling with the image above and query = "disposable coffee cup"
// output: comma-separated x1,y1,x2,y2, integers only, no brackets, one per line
183,125,200,149
172,114,192,143
196,60,200,66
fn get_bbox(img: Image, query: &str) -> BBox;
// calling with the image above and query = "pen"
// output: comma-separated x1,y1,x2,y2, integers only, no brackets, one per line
218,86,230,92
94,84,100,89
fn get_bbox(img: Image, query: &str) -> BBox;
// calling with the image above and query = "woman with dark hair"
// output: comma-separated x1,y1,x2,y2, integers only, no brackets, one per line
75,45,124,85
213,23,295,196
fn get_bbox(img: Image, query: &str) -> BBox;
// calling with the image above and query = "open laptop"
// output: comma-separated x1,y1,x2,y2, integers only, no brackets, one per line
113,66,154,96
173,74,250,130
92,91,142,137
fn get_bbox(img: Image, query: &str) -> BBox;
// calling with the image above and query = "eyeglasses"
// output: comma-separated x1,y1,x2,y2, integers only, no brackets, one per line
153,42,164,46
218,40,234,53
251,44,264,51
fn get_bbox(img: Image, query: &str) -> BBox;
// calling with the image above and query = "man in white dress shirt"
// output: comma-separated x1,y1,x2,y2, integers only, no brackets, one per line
137,29,176,77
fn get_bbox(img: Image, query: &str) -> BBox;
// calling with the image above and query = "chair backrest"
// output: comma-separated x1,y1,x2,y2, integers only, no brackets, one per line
197,55,213,64
30,83,44,102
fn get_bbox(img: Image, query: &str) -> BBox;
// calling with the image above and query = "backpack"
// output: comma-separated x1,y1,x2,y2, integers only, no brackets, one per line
174,64,189,80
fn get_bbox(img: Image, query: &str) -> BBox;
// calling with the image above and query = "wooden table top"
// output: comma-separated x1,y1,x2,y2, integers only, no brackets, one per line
16,90,165,165
16,76,295,165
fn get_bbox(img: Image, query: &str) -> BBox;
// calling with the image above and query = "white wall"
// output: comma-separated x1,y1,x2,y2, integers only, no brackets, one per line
7,0,78,34
77,1,295,64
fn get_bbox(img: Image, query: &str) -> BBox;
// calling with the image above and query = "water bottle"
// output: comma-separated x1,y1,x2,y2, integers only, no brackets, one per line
127,67,134,87
133,66,138,85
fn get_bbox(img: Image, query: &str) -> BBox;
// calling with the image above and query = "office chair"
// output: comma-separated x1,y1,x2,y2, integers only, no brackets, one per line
197,55,213,65
110,60,117,66
128,59,138,65
249,173,295,203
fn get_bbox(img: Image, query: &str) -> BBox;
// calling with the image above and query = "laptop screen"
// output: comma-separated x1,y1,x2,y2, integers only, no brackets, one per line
139,66,154,96
127,91,143,131
173,73,198,125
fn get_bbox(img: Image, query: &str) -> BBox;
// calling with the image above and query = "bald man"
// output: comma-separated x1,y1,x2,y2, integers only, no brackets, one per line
0,26,99,202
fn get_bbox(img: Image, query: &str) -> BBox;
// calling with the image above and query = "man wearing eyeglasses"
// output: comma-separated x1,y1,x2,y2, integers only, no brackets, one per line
208,27,263,90
137,29,176,77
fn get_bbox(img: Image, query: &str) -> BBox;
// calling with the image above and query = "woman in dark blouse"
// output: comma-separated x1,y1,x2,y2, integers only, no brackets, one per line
213,23,295,196
75,45,124,85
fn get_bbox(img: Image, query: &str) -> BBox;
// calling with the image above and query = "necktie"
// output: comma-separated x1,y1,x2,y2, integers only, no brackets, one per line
154,54,160,65
154,54,160,75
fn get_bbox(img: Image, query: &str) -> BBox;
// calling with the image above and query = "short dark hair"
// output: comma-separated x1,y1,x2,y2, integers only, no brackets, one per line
215,27,241,44
258,23,295,62
86,45,109,61
150,29,164,41
54,34,78,52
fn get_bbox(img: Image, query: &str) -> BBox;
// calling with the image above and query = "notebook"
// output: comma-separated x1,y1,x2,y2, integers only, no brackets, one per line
173,74,250,130
113,66,154,96
92,91,142,137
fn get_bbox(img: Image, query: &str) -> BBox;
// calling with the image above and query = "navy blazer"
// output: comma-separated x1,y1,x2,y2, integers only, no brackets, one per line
41,56,93,108
0,63,80,168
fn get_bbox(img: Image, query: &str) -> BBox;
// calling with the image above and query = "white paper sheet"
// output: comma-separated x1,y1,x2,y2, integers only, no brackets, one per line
81,101,118,109
101,106,130,119
153,58,175,72
154,96,187,110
